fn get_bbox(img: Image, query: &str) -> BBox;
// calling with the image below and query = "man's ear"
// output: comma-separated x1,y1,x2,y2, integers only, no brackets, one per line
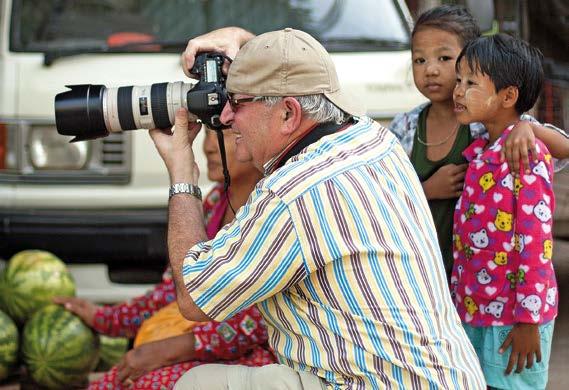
501,86,519,109
280,97,302,136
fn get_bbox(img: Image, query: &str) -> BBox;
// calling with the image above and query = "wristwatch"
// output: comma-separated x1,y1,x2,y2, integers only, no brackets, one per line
168,183,202,201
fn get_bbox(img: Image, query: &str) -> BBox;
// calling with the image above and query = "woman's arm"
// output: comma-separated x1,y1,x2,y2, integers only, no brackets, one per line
116,333,196,383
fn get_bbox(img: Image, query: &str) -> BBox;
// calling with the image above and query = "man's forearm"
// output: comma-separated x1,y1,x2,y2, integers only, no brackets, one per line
168,194,212,322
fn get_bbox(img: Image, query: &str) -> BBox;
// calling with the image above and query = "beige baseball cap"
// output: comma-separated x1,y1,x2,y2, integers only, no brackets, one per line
226,28,365,117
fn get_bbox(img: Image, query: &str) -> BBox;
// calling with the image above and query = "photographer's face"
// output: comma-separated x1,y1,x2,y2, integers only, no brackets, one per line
220,94,279,171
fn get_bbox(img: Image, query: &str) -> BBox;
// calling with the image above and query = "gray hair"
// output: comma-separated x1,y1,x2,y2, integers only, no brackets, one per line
259,94,349,124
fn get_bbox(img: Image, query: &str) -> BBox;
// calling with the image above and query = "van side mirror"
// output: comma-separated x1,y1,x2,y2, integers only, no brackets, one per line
465,0,495,32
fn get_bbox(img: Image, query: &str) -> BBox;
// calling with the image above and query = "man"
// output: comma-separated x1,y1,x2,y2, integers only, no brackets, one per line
150,28,485,389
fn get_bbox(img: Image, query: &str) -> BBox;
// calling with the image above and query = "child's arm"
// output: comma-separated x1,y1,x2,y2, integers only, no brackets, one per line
421,164,467,200
502,120,569,174
499,143,556,374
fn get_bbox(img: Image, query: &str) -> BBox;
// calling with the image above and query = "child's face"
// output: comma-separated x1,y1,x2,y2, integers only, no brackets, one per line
411,27,463,104
453,57,500,125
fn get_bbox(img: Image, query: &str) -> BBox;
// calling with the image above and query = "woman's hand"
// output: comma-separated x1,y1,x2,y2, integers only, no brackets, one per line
52,296,100,328
116,333,196,386
502,121,537,176
499,323,541,375
422,163,467,200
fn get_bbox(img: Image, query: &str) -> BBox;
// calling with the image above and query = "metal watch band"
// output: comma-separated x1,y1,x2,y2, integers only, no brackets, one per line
168,183,202,200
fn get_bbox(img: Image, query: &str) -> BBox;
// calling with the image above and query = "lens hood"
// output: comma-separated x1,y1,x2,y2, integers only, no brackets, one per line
55,84,109,141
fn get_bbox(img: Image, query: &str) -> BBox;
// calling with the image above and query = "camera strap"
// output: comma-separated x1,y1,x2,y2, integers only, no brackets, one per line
275,118,353,170
216,130,235,214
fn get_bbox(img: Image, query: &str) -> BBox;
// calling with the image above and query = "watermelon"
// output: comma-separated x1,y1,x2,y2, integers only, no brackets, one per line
95,335,129,372
21,304,99,389
0,309,18,381
0,250,75,324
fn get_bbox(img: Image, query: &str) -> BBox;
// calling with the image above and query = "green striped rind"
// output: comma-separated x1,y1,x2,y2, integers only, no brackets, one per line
0,250,75,324
0,309,18,381
95,335,129,372
22,305,99,389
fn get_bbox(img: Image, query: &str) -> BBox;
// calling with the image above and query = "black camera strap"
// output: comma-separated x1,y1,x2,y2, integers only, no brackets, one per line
275,118,353,170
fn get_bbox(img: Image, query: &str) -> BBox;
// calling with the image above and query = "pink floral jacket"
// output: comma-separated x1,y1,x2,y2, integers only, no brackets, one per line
450,126,558,326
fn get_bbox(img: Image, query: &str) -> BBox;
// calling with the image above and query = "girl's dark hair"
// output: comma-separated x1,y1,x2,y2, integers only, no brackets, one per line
412,5,481,47
456,33,544,114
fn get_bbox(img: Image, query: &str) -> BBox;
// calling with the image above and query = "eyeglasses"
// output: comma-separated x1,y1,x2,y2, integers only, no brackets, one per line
227,93,264,111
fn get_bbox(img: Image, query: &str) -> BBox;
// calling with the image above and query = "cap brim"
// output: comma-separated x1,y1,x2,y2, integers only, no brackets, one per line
325,89,366,117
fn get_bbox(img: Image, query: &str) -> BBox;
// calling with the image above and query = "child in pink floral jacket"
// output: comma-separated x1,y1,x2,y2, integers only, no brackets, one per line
451,34,557,389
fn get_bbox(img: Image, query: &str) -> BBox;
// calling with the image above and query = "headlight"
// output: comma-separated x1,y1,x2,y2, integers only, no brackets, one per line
29,125,89,169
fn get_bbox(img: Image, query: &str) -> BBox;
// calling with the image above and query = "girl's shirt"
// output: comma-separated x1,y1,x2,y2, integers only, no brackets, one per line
450,126,558,327
410,106,472,275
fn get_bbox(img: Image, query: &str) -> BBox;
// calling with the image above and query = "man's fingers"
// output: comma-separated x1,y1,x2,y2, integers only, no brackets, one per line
536,347,542,363
182,42,200,78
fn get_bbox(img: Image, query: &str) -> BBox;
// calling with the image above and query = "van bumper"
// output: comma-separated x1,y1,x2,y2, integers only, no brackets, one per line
0,208,168,267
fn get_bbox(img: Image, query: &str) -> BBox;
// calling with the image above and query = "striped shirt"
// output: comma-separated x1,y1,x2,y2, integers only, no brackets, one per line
182,117,485,389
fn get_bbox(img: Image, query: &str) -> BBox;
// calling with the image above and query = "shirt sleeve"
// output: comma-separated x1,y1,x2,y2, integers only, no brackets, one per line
93,273,177,337
182,188,307,322
513,141,556,324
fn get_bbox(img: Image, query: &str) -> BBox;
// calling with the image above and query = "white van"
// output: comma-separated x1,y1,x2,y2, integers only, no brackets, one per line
0,0,424,301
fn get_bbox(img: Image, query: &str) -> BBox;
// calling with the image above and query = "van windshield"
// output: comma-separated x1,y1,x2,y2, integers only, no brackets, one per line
10,0,410,54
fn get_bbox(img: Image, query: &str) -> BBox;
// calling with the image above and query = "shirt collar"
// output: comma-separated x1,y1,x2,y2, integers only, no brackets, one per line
463,125,514,164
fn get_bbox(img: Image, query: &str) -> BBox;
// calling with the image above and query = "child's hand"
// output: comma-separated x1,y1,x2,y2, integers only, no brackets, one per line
422,163,467,200
501,121,538,176
499,323,541,375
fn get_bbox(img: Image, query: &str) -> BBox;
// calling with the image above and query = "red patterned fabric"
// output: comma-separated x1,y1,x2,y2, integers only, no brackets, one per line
89,184,275,389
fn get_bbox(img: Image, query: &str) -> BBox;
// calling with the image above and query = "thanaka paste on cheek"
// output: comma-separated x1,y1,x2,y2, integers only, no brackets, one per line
464,89,494,112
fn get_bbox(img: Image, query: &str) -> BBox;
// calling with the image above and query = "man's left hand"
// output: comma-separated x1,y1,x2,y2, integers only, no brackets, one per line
149,108,202,184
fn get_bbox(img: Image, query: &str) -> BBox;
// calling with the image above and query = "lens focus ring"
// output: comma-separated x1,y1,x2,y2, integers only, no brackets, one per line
151,83,171,129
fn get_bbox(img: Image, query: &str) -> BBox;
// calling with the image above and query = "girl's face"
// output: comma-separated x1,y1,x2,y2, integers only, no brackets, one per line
411,27,463,104
202,128,258,183
453,57,500,125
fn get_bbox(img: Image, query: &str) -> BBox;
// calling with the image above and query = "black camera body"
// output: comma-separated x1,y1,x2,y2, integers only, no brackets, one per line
55,52,228,141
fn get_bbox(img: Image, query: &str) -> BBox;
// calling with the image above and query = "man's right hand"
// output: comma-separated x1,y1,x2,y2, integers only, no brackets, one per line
182,27,255,77
52,296,100,328
422,163,467,200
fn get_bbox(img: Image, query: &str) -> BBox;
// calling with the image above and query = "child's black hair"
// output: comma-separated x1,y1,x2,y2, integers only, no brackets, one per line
412,5,481,47
456,33,544,114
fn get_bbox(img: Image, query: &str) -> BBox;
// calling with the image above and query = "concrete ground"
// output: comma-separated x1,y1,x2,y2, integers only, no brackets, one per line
1,242,567,389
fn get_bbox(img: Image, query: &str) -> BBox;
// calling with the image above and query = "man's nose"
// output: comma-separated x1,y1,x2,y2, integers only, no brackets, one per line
220,102,234,126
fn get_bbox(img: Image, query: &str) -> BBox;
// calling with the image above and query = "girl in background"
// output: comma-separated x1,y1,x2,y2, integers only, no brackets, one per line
389,5,569,278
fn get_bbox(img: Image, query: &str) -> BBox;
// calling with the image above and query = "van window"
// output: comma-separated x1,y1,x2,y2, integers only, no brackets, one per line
10,0,410,54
